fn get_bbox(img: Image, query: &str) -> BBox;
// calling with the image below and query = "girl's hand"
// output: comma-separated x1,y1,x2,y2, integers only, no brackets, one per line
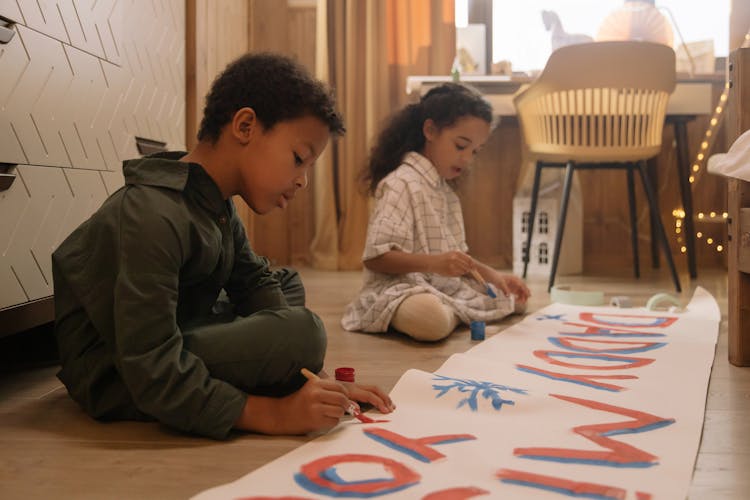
491,273,531,304
429,251,475,277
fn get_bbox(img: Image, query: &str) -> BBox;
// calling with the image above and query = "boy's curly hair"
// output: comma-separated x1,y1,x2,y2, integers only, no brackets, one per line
198,52,345,143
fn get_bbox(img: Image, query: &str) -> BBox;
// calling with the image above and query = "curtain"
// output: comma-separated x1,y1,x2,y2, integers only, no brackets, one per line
311,0,455,270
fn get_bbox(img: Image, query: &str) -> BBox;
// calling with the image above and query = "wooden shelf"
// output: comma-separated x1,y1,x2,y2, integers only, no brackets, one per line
726,47,750,366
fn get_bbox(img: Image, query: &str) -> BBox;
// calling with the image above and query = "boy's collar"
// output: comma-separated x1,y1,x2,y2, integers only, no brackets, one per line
123,152,227,215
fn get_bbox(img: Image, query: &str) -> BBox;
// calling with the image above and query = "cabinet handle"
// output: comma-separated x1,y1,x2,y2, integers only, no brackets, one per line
0,15,16,45
0,164,16,191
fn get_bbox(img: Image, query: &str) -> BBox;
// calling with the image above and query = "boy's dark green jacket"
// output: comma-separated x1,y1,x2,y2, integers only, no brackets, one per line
52,152,285,439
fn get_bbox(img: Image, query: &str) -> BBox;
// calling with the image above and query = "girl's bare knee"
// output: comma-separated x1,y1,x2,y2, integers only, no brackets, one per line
391,294,458,342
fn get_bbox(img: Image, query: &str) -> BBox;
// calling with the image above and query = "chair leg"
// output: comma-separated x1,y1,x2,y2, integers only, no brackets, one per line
647,158,660,269
626,165,640,279
523,162,543,278
637,161,682,292
548,162,575,292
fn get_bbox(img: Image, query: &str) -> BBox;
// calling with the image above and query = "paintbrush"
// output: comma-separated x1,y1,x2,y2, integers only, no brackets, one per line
300,368,376,423
469,268,497,298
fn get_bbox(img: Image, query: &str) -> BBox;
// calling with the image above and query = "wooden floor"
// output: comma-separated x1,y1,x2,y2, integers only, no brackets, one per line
0,267,748,499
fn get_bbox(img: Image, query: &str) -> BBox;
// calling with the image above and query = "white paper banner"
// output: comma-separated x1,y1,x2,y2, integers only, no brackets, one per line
193,287,719,500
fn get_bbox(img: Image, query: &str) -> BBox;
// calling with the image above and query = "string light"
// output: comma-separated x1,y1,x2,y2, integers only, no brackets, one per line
672,211,727,254
670,28,750,256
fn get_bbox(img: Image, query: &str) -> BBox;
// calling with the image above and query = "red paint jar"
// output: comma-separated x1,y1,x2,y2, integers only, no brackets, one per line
335,367,355,383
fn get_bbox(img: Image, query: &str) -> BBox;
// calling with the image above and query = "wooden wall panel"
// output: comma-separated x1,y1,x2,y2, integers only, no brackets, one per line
242,1,291,266
241,3,318,267
730,0,750,52
186,1,318,267
458,118,522,268
186,0,250,151
287,6,319,266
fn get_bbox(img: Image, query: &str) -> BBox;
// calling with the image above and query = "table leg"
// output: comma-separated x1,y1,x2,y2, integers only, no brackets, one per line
673,118,698,279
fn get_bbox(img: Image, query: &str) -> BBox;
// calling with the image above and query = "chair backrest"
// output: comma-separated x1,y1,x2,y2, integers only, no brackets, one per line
514,41,676,162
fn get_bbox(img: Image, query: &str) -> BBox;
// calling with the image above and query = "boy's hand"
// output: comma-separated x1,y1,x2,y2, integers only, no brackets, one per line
341,382,396,414
235,378,395,435
277,378,351,434
237,378,349,435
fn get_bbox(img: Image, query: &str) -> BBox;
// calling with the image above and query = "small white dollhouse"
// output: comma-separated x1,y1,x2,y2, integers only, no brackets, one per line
512,180,583,278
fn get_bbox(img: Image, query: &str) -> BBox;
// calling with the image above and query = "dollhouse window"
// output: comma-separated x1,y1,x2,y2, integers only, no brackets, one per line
522,241,528,262
521,211,530,233
538,212,549,234
539,242,548,264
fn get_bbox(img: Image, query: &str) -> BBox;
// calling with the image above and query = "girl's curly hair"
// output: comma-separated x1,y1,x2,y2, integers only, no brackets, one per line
362,83,492,195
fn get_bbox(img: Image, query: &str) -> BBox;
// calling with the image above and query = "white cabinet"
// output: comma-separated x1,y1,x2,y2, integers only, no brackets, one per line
0,0,185,333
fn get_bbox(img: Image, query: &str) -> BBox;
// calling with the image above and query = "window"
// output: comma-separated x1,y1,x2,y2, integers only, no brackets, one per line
521,211,530,233
455,1,732,73
538,211,549,234
521,241,528,262
539,242,549,264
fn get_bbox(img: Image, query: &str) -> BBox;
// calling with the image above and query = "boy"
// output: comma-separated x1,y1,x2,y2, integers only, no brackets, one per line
52,52,394,440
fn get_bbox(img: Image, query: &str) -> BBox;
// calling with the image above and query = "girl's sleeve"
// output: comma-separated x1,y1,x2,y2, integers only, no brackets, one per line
363,178,416,261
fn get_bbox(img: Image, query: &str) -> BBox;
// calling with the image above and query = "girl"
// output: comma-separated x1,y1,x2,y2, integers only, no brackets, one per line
342,83,530,342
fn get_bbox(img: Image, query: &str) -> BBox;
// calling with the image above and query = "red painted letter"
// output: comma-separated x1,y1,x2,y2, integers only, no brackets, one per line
422,487,489,499
294,454,419,497
516,364,637,392
497,468,627,499
514,394,675,467
364,428,476,463
533,350,654,370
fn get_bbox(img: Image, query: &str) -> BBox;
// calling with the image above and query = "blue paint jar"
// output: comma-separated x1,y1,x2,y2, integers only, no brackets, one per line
470,320,485,341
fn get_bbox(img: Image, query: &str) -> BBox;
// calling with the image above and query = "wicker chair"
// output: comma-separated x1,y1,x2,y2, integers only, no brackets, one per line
514,41,681,292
